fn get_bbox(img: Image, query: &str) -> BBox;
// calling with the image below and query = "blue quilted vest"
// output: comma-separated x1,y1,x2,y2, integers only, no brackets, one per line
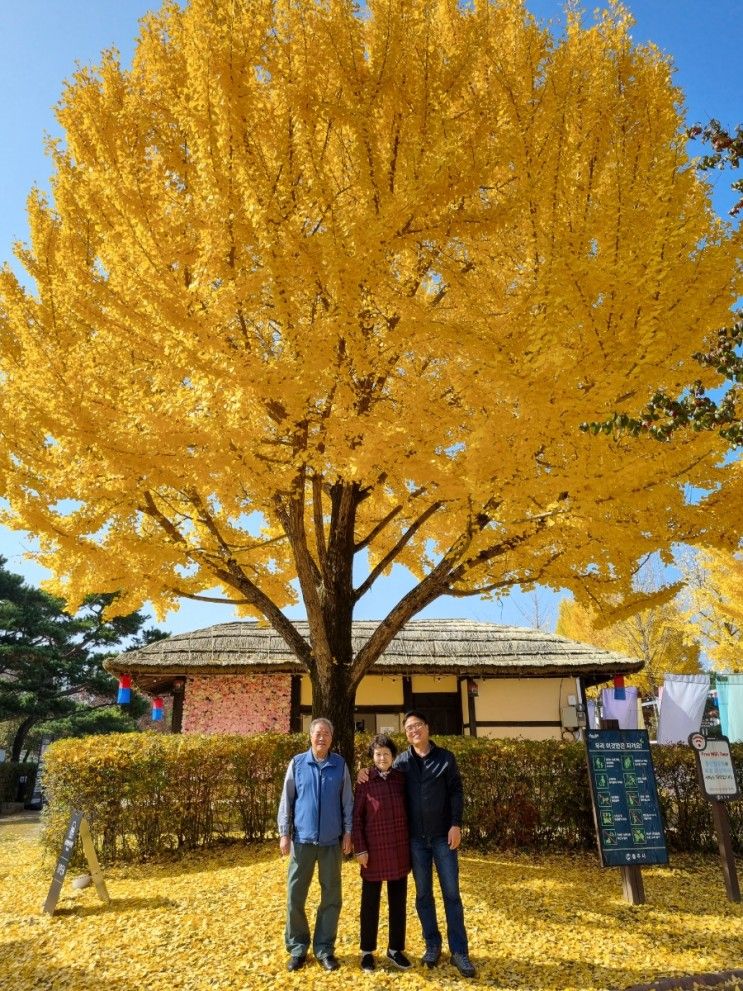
292,749,346,846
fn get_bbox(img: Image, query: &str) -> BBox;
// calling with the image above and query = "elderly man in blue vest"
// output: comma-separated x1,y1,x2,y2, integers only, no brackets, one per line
278,717,354,972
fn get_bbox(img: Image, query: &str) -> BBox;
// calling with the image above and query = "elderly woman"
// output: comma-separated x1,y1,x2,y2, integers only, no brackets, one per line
352,733,411,972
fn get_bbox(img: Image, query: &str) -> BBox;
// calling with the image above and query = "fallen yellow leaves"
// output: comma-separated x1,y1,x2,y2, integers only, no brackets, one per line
0,818,741,991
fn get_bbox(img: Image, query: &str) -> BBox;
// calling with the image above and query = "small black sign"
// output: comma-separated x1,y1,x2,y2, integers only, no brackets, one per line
586,729,668,867
43,809,85,914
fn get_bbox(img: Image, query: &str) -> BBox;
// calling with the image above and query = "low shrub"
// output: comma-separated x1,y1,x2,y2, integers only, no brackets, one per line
40,733,743,864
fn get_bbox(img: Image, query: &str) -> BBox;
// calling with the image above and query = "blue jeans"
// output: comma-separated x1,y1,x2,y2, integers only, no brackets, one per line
410,835,468,955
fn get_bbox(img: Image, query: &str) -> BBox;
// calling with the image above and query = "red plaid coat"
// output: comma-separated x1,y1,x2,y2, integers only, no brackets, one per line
352,767,410,882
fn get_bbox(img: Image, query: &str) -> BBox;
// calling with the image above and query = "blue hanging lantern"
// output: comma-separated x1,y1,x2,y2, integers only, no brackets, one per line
117,675,132,704
151,696,165,721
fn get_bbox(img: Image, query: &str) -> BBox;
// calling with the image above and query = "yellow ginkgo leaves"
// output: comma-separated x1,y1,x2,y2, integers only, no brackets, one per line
1,818,743,991
0,0,740,719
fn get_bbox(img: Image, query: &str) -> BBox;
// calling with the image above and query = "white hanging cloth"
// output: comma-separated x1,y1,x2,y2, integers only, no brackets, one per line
600,686,639,729
656,673,710,744
587,700,600,730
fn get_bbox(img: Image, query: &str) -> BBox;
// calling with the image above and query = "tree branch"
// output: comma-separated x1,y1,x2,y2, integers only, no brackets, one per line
141,490,314,667
445,580,514,598
353,500,443,603
165,586,252,606
354,504,403,552
311,472,328,574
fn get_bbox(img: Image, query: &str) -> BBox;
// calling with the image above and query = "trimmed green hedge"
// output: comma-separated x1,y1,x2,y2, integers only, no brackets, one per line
0,762,37,803
40,733,743,864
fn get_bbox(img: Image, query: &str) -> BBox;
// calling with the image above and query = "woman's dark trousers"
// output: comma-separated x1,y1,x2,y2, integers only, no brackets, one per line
360,876,408,952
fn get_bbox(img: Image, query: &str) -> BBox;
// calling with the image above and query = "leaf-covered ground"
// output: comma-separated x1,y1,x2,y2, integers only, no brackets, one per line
1,816,741,991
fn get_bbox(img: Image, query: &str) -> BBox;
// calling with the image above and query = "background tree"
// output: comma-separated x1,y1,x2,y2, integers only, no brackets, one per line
0,558,166,760
690,120,743,219
556,590,702,699
681,548,743,672
0,0,740,762
588,119,742,446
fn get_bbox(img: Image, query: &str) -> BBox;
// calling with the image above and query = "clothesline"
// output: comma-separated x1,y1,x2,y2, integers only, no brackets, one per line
593,673,743,743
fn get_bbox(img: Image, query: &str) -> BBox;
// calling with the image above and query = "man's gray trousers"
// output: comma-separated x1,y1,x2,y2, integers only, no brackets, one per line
285,841,342,959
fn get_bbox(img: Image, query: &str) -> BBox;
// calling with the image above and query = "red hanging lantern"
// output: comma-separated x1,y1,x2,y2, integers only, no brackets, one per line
117,675,132,704
151,696,165,722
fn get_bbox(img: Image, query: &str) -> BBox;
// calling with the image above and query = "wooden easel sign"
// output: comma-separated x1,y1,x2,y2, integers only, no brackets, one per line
42,810,111,915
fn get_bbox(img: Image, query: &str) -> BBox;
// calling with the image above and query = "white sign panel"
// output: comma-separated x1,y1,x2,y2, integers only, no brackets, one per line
689,734,740,801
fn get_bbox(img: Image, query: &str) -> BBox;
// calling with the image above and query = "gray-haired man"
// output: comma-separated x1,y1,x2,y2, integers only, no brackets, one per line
278,717,354,972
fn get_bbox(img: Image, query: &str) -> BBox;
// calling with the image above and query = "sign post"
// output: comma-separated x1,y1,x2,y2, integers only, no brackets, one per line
585,729,668,904
42,810,110,915
689,733,741,903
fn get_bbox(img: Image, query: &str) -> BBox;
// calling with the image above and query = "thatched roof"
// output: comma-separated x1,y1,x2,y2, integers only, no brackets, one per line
107,619,642,681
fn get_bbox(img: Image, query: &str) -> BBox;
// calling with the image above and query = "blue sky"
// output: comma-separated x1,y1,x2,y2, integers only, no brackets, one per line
0,1,741,634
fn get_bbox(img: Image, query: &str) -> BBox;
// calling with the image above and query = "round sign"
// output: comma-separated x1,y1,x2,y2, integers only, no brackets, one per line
689,732,706,751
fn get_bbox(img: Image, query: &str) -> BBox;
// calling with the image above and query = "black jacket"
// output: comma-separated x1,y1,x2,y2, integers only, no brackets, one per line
395,742,464,839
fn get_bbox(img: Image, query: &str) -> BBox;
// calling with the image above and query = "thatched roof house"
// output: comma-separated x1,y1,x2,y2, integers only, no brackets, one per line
108,619,642,739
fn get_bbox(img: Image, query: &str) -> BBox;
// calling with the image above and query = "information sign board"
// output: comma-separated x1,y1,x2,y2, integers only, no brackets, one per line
586,729,668,867
689,734,740,802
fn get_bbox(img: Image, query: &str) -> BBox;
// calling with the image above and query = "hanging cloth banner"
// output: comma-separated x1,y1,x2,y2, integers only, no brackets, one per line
601,686,639,729
587,700,600,730
657,674,710,744
717,675,743,743
718,679,729,737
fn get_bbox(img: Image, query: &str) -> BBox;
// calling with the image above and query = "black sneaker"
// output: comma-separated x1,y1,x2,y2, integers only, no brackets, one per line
386,949,412,970
421,945,441,968
361,953,375,972
286,955,306,972
451,952,476,978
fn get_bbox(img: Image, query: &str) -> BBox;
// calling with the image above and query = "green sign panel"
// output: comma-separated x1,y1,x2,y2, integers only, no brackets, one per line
586,729,668,867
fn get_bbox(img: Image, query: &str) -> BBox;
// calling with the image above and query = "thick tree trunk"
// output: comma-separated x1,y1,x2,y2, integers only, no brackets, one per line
309,665,358,773
11,716,36,763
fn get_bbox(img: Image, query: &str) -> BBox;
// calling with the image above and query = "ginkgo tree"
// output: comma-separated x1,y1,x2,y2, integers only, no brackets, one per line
0,0,740,760
556,589,702,699
682,549,743,672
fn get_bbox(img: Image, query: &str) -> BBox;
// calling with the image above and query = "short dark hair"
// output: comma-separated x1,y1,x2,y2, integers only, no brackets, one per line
403,710,428,727
368,733,397,758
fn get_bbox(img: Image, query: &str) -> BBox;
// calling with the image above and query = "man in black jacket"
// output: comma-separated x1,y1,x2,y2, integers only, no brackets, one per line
396,710,475,978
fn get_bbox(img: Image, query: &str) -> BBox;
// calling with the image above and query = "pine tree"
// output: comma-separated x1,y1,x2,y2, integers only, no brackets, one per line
0,558,166,760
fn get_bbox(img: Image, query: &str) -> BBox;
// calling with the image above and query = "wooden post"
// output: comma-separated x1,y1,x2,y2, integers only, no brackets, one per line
620,865,645,905
79,818,110,906
710,799,741,903
289,675,302,732
467,689,477,738
402,676,413,713
171,677,185,733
